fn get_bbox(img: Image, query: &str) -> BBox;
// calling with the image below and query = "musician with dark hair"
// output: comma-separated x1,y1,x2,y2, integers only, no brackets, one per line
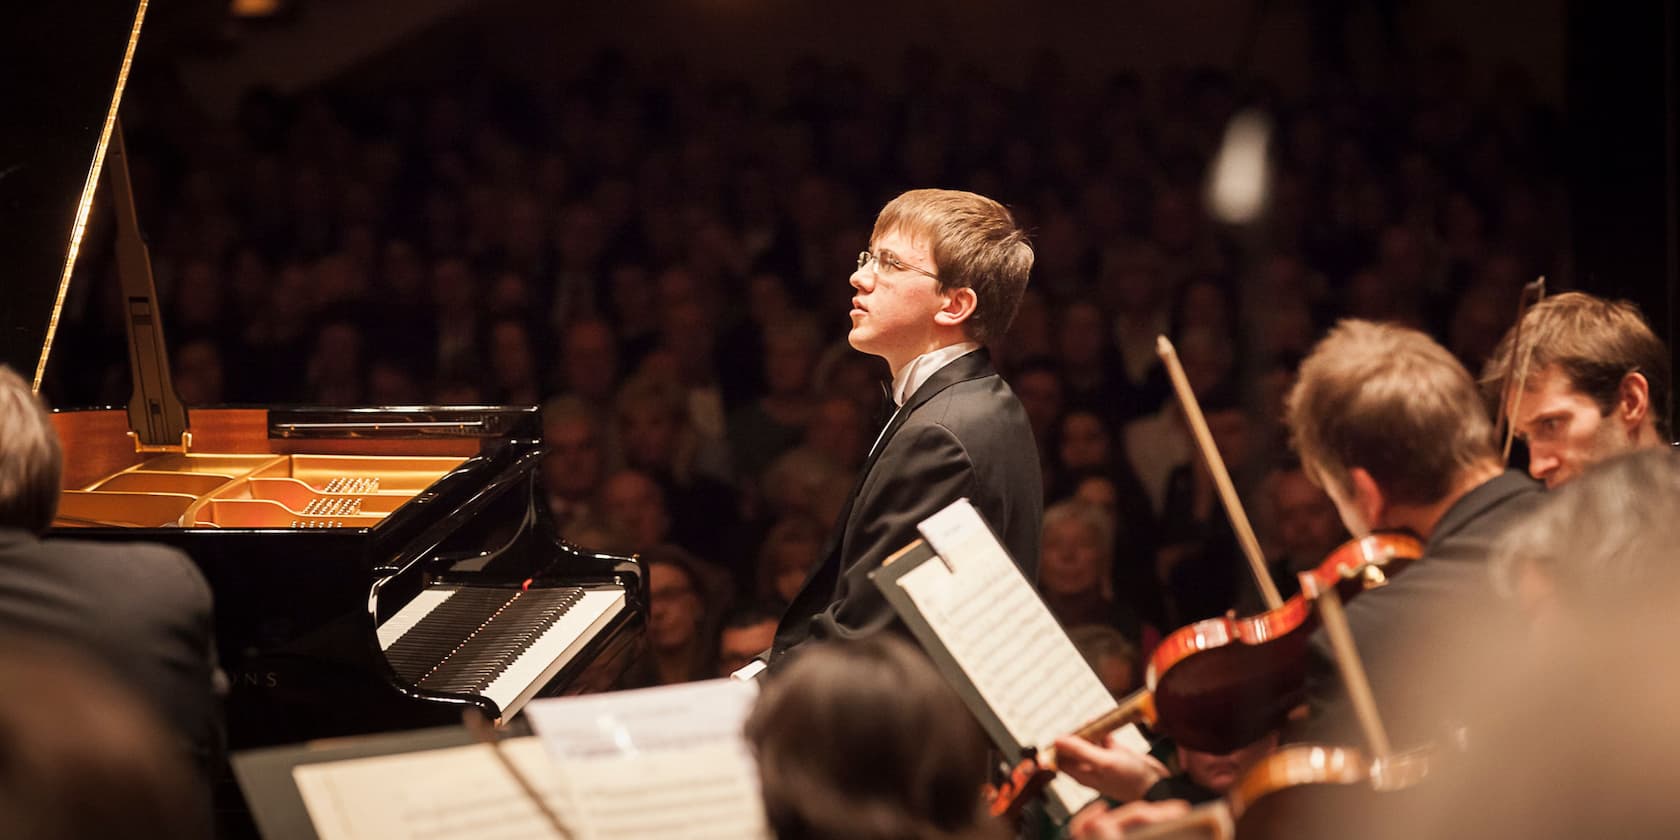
746,635,1007,840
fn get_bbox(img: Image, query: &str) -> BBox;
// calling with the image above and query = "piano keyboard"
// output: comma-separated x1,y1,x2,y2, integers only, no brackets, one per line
378,585,626,720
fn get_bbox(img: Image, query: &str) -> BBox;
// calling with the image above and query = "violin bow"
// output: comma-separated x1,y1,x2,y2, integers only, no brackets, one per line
1157,335,1283,610
1298,571,1392,765
1498,277,1548,464
464,709,574,838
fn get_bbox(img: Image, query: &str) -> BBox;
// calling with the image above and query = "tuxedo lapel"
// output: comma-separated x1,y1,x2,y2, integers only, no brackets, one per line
773,348,998,657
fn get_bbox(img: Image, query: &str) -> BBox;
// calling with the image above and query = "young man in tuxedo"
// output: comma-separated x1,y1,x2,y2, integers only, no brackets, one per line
765,188,1042,666
1480,291,1671,489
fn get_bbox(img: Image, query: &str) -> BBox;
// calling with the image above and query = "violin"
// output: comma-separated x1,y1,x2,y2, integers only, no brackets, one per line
985,531,1420,818
1118,573,1442,840
1146,530,1420,753
1120,743,1437,840
987,338,1425,820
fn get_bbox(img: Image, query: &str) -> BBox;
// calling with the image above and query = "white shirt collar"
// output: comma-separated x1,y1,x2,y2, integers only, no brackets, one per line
890,342,981,407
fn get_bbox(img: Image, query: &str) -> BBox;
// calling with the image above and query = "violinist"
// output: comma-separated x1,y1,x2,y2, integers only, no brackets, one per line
1284,319,1544,746
1142,730,1280,806
1479,291,1671,489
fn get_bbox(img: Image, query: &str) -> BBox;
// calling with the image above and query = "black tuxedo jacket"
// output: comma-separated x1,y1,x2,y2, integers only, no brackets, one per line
0,528,221,773
1298,470,1544,748
771,348,1042,662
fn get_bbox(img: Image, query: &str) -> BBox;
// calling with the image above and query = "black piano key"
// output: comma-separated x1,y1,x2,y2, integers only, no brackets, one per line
384,588,519,682
416,587,585,696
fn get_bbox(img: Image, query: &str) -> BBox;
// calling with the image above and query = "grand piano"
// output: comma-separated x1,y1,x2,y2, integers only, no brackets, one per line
2,1,646,751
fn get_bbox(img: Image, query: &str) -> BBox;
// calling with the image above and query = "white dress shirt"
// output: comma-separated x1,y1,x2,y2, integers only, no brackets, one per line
869,342,982,457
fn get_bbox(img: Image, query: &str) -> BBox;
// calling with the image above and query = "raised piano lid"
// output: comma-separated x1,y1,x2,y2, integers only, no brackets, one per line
2,4,647,748
0,1,146,383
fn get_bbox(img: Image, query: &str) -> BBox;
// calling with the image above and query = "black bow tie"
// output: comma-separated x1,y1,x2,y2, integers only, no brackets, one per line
875,380,895,428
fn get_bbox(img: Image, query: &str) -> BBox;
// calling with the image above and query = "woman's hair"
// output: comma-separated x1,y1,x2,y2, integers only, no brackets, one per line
746,636,1006,840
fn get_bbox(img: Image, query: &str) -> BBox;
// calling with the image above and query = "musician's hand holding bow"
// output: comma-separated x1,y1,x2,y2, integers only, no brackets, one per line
1053,732,1170,802
1068,799,1191,840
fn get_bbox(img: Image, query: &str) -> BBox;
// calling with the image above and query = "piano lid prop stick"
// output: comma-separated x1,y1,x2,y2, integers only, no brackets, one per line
463,709,573,839
1156,336,1283,610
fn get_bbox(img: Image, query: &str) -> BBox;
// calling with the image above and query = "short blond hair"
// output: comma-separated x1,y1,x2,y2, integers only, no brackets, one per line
872,189,1033,344
0,365,62,532
1287,321,1495,506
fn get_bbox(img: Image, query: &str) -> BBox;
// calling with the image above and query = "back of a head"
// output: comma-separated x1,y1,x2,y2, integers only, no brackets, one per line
1493,447,1680,618
872,189,1034,346
1287,320,1496,506
0,364,62,533
0,640,211,840
746,636,1003,840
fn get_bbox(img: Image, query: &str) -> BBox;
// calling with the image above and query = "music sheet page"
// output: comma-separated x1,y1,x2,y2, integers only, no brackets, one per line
907,499,1146,817
294,680,770,839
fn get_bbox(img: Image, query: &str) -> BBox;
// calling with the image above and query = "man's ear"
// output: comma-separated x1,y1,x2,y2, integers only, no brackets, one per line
1347,467,1387,532
1617,371,1651,434
933,286,977,328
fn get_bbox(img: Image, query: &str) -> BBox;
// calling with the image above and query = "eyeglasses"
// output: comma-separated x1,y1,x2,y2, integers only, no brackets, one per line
857,249,938,281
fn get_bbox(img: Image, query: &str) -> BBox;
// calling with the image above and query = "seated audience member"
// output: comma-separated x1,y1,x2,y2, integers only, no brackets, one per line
1480,291,1672,488
1048,408,1164,624
759,447,851,526
1068,624,1141,699
756,513,827,605
1008,356,1066,464
1156,403,1254,623
640,545,727,686
615,374,742,562
553,317,621,405
716,601,782,678
599,469,674,549
1039,500,1151,647
729,315,822,481
0,640,211,840
0,366,221,793
484,317,546,405
1236,460,1349,612
171,338,226,405
746,635,1007,840
540,396,607,529
801,395,868,474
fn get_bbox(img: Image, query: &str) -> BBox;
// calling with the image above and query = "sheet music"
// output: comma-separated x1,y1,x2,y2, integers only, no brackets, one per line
295,680,770,840
907,499,1135,817
294,738,568,840
521,678,758,759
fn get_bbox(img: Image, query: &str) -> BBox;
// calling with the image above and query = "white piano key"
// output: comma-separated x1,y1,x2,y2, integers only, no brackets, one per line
377,587,459,650
483,588,625,720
